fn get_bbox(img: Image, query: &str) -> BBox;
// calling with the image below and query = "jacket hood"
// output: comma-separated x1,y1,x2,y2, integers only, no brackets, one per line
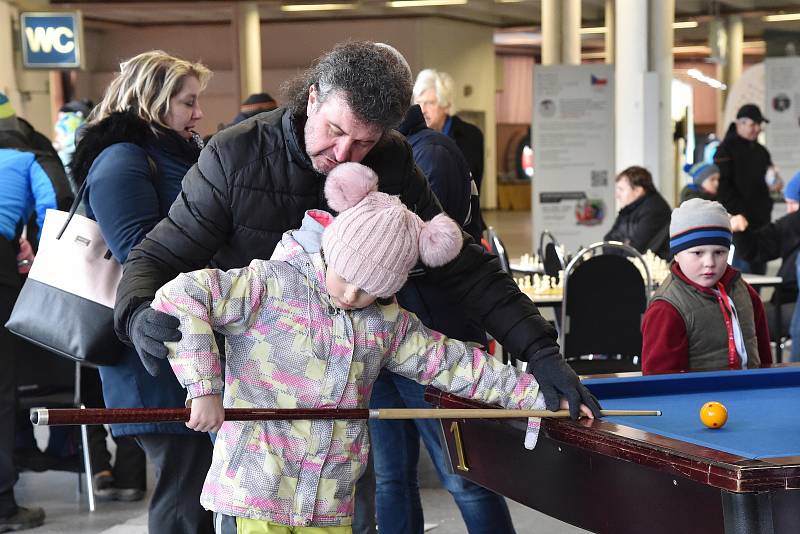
397,105,427,137
270,209,335,294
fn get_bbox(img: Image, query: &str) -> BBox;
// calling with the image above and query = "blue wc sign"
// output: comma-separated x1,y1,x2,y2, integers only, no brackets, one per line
20,12,83,69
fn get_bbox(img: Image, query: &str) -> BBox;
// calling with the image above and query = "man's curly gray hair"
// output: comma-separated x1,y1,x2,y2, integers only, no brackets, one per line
283,41,412,130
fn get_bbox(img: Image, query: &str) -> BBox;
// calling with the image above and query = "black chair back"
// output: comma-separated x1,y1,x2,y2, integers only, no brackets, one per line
560,242,649,374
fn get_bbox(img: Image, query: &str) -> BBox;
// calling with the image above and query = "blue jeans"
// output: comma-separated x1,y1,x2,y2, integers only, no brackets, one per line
368,370,515,534
790,255,800,362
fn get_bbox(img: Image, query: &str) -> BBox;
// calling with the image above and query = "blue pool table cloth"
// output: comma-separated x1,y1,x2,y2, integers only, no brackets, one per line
583,367,800,459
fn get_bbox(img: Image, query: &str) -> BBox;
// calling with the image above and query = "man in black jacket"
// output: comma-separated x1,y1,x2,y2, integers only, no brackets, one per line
715,104,773,274
115,41,599,527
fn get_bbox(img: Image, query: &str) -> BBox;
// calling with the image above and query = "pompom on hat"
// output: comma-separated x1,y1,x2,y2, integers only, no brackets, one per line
321,162,463,297
669,198,732,256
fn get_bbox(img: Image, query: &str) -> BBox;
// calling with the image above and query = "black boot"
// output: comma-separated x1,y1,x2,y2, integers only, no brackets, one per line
0,506,45,532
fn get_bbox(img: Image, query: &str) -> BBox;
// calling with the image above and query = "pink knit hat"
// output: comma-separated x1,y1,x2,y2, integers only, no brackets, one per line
321,162,463,297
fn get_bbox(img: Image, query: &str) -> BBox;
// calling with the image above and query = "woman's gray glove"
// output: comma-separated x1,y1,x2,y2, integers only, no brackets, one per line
526,346,602,420
128,302,181,376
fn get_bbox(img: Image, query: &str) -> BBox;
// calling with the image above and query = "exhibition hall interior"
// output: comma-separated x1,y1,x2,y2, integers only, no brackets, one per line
2,0,800,533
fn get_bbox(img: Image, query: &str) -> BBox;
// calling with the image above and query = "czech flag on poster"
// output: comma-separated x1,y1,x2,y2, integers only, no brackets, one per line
591,74,608,86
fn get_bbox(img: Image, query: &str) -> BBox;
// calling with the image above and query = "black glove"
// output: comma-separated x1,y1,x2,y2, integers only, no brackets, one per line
526,346,602,420
128,302,182,377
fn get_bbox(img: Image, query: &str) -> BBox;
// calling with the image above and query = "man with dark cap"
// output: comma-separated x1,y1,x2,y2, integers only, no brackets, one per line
230,92,278,124
715,103,773,273
0,92,73,532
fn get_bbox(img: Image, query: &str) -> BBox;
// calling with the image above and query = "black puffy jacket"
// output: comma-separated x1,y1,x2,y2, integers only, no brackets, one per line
115,108,558,360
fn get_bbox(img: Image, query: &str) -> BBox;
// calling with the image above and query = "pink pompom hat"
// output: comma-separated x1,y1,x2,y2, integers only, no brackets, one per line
321,162,463,297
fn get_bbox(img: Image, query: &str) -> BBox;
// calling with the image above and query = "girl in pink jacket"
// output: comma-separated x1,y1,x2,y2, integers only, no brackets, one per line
152,162,590,533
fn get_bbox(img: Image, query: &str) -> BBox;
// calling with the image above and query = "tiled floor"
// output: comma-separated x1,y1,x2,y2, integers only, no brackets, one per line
14,466,589,533
12,208,589,534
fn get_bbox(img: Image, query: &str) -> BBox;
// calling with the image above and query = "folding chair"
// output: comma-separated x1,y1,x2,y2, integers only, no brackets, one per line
486,226,511,274
560,241,651,375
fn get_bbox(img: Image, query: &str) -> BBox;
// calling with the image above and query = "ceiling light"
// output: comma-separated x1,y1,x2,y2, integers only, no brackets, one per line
673,21,698,29
673,45,710,54
764,13,800,22
686,68,727,90
281,2,355,11
580,26,606,34
388,0,466,6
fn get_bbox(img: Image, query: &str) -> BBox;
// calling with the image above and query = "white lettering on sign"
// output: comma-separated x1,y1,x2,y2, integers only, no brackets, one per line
24,26,75,54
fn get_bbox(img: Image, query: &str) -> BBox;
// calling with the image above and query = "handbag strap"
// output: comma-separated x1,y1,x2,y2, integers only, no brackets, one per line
55,153,159,242
55,180,89,241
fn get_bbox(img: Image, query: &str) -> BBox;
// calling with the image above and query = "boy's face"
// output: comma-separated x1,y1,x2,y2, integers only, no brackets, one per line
675,245,730,288
701,173,720,195
326,269,378,310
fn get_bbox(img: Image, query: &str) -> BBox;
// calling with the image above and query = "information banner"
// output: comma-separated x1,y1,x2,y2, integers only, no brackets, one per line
532,64,615,255
765,58,800,179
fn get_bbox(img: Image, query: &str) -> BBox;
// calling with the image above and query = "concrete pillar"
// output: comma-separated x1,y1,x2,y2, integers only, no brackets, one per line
614,0,648,174
605,0,615,64
725,15,743,94
0,1,19,102
236,2,262,102
650,0,675,204
562,0,581,65
541,0,561,65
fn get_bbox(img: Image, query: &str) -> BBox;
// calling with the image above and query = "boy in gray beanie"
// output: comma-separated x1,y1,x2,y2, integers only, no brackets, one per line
640,198,772,373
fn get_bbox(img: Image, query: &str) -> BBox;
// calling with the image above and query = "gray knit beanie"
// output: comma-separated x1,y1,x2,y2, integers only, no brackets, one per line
669,198,731,255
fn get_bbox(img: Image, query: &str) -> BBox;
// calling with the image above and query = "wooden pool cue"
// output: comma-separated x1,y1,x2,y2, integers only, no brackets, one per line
31,407,661,426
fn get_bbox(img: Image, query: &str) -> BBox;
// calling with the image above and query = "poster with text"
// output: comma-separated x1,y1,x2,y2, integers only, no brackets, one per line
765,57,800,180
532,64,615,256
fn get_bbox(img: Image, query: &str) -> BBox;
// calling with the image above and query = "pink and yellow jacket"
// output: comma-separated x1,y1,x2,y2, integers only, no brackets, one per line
152,210,543,527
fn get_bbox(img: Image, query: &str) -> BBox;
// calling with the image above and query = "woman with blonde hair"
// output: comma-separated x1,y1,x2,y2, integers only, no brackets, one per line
71,50,213,534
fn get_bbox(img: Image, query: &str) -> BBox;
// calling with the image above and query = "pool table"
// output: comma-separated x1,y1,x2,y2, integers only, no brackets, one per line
424,366,800,534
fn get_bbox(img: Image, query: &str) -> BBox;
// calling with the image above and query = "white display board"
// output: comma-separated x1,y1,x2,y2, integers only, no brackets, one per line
532,64,615,254
765,58,800,178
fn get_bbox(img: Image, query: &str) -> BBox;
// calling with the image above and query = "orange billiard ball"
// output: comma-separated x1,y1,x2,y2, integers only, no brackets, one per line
700,401,728,429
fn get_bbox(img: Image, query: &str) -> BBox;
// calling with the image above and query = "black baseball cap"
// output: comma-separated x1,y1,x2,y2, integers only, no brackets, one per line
736,103,769,124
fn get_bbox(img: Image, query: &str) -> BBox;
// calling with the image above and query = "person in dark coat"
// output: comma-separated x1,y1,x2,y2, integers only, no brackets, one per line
731,171,800,360
679,161,719,203
112,42,598,534
604,165,672,259
0,92,70,533
71,50,212,534
230,92,277,125
714,103,773,274
369,104,513,534
412,69,484,194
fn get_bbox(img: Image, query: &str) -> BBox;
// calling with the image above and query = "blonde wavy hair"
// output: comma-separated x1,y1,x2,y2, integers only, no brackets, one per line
90,50,211,130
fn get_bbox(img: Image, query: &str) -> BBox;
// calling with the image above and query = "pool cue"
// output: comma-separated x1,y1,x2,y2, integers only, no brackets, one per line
31,407,661,426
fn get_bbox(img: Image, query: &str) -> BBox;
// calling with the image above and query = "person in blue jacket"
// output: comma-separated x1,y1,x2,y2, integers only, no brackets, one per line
70,51,212,534
0,92,71,532
366,103,515,534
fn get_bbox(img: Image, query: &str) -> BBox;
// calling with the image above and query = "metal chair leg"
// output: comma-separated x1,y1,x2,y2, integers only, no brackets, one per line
79,404,95,512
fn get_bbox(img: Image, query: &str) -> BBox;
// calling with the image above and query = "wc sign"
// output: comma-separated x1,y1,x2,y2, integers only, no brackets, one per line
20,12,83,69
